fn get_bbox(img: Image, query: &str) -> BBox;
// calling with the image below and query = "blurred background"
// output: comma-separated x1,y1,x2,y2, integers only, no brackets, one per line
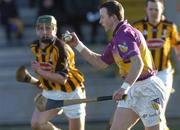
0,0,180,129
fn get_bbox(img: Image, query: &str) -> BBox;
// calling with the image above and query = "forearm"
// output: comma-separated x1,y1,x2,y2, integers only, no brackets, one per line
76,41,108,70
36,70,67,85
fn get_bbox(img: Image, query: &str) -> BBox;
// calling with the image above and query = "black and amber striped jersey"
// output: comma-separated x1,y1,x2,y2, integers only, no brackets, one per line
31,38,84,92
133,17,180,71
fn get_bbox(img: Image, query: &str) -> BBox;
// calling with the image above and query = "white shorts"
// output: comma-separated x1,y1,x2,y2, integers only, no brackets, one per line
117,76,167,127
42,87,86,119
156,68,174,127
156,68,173,97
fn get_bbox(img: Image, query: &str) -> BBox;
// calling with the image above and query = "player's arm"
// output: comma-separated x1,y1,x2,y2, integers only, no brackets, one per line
32,61,68,85
67,32,108,70
79,46,108,70
171,24,180,60
113,55,144,100
125,54,144,85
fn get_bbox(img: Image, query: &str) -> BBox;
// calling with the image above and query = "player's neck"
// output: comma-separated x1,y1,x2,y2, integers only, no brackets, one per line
148,18,161,26
40,42,49,49
112,20,121,33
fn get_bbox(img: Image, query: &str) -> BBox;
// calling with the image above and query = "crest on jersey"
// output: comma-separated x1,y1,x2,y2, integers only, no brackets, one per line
118,42,128,53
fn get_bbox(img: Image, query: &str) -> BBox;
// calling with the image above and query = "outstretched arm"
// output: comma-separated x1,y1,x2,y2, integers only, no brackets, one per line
66,32,108,70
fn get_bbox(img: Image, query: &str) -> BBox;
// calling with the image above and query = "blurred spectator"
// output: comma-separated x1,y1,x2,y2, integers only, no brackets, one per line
64,0,91,42
37,0,66,37
86,0,101,44
0,0,24,45
28,0,36,8
55,0,68,33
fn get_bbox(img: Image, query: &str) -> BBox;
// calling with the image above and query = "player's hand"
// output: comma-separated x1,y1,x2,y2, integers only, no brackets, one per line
32,61,53,73
40,62,53,71
64,32,81,48
31,61,41,74
113,88,126,101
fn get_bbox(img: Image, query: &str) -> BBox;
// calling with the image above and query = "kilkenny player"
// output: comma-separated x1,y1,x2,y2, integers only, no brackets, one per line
30,15,86,130
133,0,180,130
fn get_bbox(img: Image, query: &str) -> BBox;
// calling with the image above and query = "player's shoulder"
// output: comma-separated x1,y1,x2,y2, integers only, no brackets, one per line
162,19,175,26
160,15,176,26
30,39,39,48
54,38,65,47
53,38,73,54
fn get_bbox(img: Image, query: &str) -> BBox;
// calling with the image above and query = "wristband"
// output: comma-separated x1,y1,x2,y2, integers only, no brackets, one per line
121,82,131,94
75,41,85,52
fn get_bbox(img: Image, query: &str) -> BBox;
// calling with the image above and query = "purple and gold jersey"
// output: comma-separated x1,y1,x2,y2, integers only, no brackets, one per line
101,21,156,80
133,17,180,71
31,38,84,92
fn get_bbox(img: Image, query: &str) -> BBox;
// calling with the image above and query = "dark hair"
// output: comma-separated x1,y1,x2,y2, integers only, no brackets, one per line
99,1,124,21
145,0,164,7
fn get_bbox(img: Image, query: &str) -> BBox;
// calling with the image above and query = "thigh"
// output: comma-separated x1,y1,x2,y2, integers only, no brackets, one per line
145,124,160,130
156,69,173,88
156,69,173,100
111,107,139,130
63,88,86,119
31,107,62,124
69,116,85,130
135,77,165,127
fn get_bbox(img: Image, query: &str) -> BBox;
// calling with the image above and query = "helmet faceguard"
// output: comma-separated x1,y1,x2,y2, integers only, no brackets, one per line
36,15,57,44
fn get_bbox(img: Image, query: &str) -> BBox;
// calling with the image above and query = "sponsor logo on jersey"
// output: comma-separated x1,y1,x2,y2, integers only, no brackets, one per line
40,62,53,71
147,38,164,49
